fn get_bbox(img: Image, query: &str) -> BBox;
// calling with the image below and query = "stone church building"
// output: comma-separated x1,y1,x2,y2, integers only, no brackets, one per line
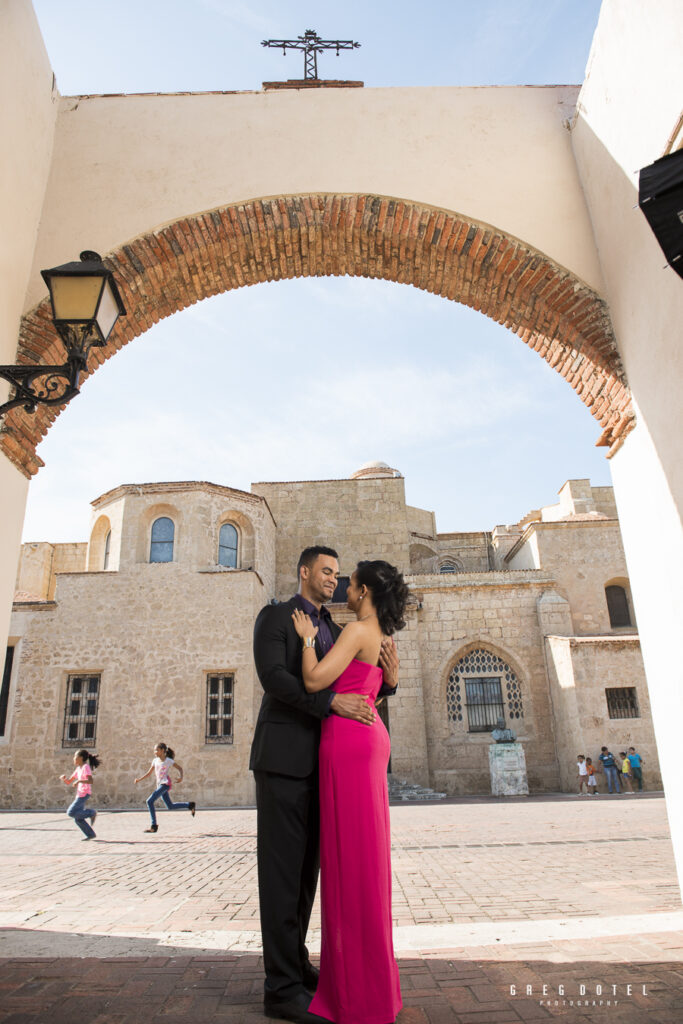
1,462,660,808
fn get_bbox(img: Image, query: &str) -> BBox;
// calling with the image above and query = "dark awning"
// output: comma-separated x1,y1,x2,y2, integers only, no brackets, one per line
638,148,683,279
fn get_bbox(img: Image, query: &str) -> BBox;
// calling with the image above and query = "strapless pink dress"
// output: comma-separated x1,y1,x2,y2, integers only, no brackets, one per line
309,659,402,1024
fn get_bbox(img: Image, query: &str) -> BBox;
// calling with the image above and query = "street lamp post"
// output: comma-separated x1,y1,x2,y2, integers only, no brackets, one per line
0,251,126,418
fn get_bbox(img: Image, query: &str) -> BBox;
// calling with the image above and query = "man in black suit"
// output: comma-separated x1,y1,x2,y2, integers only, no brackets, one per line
251,545,398,1024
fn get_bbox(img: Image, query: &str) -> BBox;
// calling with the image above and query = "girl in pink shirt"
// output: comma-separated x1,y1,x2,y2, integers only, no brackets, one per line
60,749,100,840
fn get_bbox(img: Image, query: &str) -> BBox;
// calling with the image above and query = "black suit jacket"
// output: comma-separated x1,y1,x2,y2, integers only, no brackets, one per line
250,597,343,777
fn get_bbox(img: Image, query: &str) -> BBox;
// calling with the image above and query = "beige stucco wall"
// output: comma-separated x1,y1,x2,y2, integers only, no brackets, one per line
0,462,29,677
23,83,605,313
406,505,436,540
435,533,490,573
15,542,87,601
252,476,412,601
0,0,58,678
411,571,560,795
571,0,683,886
2,565,264,808
0,0,57,367
509,520,632,636
89,482,276,593
545,634,661,792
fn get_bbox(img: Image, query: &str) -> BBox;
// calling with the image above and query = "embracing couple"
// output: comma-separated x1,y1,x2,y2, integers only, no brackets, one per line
250,545,409,1024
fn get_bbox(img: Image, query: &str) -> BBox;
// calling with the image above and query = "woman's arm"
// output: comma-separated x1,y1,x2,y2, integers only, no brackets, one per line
292,611,365,692
60,772,77,785
134,764,155,784
173,761,184,781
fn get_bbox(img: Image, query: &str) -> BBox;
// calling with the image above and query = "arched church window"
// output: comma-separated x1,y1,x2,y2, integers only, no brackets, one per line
440,558,462,573
150,517,174,563
447,648,524,732
218,523,239,568
103,530,111,570
605,585,631,628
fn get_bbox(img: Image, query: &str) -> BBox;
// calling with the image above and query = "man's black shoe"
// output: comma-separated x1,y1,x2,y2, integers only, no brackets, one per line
302,963,320,991
263,990,328,1023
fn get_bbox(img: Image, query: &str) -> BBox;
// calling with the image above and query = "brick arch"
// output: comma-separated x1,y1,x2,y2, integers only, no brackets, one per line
1,193,632,477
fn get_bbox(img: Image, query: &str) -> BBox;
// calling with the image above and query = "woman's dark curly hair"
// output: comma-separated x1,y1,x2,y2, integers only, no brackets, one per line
355,560,409,636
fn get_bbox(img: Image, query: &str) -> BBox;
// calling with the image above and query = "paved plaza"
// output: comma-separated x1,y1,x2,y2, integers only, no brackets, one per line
1,793,682,1022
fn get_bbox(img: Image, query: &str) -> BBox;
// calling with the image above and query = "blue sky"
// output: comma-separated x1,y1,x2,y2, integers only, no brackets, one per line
25,0,606,542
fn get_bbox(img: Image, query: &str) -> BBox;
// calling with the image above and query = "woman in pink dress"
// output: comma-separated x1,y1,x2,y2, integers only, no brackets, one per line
292,559,409,1024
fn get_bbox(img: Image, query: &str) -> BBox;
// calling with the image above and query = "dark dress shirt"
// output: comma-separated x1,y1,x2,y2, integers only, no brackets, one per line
293,594,335,655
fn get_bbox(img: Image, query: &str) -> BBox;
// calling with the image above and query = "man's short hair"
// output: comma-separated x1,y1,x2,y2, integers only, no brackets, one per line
297,545,339,580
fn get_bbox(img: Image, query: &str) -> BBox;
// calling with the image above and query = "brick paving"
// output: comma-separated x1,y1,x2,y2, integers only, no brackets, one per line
1,793,682,1022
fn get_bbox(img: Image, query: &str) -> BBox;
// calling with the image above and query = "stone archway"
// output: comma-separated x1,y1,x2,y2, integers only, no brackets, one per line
1,193,632,477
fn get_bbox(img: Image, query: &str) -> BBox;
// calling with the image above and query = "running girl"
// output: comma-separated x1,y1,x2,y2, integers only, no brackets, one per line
60,749,100,840
134,742,196,833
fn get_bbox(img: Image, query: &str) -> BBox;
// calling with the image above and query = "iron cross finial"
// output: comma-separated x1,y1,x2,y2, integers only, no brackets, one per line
261,29,361,81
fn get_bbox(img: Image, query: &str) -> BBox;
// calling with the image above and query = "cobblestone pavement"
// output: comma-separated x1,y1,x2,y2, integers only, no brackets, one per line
1,794,682,1022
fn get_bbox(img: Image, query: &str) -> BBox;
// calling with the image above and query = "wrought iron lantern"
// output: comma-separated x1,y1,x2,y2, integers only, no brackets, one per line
0,251,126,418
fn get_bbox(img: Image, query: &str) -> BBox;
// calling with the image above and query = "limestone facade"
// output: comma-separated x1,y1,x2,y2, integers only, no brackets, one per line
1,467,661,808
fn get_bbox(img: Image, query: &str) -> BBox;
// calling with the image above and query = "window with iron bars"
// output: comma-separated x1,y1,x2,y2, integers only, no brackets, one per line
465,677,505,733
206,673,234,743
448,648,523,733
62,674,100,747
606,686,640,719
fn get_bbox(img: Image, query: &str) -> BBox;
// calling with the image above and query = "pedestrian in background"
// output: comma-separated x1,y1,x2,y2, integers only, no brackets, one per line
134,742,195,833
577,754,589,794
585,757,598,795
619,751,634,793
598,746,621,794
628,747,644,791
60,749,100,840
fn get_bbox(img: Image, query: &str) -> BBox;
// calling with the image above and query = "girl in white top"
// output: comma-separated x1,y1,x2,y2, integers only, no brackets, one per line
134,742,196,833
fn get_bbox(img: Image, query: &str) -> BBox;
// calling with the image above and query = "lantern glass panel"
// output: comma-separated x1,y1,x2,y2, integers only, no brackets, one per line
49,274,104,321
95,279,121,341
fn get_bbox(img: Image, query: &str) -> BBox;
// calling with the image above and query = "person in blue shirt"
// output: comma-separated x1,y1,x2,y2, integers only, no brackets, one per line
599,747,621,793
628,746,644,791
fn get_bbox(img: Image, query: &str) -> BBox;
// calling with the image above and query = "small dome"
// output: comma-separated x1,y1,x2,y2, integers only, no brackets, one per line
351,461,403,480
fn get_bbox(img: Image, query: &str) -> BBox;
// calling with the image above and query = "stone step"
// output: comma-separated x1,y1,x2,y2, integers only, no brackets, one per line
388,776,447,802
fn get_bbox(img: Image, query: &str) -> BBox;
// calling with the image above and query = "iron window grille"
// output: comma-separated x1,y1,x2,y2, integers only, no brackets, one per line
606,686,640,719
465,677,505,732
447,648,524,731
62,674,100,747
206,673,234,743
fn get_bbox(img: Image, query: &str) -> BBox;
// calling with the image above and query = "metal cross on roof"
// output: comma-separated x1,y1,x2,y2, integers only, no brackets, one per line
261,29,360,81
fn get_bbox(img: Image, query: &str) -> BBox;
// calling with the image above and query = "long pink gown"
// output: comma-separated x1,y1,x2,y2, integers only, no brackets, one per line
309,659,402,1024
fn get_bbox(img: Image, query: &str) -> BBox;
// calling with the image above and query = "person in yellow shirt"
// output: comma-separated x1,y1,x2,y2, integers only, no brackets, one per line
619,751,634,794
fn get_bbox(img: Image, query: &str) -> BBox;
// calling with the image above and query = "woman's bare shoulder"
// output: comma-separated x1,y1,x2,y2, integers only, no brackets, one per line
340,620,364,638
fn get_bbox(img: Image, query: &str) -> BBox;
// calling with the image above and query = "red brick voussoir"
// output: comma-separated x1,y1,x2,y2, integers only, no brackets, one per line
1,194,633,477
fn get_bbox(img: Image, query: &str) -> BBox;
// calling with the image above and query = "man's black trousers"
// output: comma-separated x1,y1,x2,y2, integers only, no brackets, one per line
254,769,320,1000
